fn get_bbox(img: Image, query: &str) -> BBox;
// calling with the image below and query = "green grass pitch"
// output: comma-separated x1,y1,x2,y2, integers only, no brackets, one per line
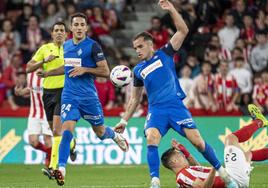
0,164,268,187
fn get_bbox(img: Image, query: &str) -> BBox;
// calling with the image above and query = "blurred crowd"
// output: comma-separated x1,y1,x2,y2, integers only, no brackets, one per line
0,0,268,116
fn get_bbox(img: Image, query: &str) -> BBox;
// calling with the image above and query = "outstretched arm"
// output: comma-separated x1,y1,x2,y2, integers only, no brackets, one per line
114,86,143,133
37,65,65,78
159,0,189,51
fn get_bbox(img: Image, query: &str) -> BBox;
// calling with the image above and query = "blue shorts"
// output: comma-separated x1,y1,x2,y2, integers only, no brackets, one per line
144,101,196,137
61,98,104,126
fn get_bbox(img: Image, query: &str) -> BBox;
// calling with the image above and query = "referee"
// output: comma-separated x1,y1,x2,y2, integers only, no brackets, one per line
26,21,76,179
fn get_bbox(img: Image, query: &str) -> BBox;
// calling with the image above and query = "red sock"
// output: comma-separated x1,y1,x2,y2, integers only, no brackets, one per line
35,142,50,153
251,148,268,161
233,119,262,143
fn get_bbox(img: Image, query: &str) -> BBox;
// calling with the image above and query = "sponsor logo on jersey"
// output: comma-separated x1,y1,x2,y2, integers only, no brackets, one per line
64,58,82,67
140,59,163,79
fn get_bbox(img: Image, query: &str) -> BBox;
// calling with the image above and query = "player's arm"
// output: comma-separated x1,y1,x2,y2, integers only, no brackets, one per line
69,43,110,78
36,65,65,78
14,85,30,97
192,168,216,188
26,46,59,73
114,85,143,133
172,139,200,166
159,0,189,51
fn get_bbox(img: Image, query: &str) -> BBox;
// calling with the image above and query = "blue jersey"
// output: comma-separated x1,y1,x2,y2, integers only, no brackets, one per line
133,43,186,107
62,37,105,100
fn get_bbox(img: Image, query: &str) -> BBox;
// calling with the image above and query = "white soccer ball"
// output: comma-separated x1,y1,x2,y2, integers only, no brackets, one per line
110,65,132,87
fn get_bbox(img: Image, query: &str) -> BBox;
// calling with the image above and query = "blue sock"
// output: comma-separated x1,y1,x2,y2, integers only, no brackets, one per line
201,142,221,170
99,127,115,140
58,130,73,168
147,145,160,178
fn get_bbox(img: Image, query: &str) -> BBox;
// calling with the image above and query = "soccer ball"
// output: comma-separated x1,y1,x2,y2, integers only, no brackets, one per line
110,65,132,87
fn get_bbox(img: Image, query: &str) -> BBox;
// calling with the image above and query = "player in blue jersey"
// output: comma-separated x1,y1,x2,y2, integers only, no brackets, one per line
43,13,129,186
114,1,236,188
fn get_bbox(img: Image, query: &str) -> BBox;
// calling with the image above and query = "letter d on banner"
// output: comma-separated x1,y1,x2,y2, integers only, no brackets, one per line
24,145,43,164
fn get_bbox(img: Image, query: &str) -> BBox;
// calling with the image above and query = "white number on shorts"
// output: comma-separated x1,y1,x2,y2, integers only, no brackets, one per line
225,153,237,163
61,104,72,114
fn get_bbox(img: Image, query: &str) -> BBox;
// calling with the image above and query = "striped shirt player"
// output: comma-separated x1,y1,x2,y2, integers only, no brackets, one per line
27,72,52,136
176,166,225,188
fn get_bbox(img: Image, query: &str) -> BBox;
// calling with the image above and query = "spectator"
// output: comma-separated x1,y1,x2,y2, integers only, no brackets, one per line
2,52,24,90
20,15,50,63
239,93,252,115
15,3,34,32
7,71,30,110
232,0,247,29
204,45,220,74
188,62,216,111
178,65,193,106
94,77,115,110
0,19,21,49
218,13,240,51
250,29,268,73
229,56,252,94
240,13,255,45
214,61,240,112
252,71,268,115
186,54,201,78
40,2,66,32
147,16,170,50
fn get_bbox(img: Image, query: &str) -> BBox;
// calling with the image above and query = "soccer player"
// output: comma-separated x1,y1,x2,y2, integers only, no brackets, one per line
161,104,268,188
43,13,129,186
26,21,76,178
15,70,52,167
114,0,234,187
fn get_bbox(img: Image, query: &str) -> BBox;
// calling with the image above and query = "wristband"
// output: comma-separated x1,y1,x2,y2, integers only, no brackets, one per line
177,144,190,158
120,118,128,125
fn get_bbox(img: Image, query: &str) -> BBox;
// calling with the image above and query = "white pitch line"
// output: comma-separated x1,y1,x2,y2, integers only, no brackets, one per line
80,185,142,188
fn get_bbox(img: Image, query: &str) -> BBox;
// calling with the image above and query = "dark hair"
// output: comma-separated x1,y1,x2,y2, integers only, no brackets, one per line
202,61,212,67
256,29,267,36
232,47,243,54
51,21,66,32
151,16,161,21
133,31,154,42
71,12,88,25
234,56,244,62
161,148,176,170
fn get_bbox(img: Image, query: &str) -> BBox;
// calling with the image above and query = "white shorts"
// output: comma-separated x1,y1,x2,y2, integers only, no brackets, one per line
27,117,53,136
224,145,251,188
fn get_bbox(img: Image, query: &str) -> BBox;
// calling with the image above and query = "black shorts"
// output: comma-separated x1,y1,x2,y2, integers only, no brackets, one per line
42,88,63,122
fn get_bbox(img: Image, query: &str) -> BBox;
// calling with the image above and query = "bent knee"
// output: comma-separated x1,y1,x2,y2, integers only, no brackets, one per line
192,140,205,151
146,129,161,145
225,134,238,146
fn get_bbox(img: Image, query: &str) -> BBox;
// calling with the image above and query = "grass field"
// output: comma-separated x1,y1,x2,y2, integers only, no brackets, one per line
0,164,268,188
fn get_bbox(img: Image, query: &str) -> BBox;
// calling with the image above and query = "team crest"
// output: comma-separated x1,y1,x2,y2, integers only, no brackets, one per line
77,48,83,56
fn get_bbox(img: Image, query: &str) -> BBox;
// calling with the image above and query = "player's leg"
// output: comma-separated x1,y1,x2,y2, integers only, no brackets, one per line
168,103,236,187
55,120,76,186
144,110,169,188
92,125,129,151
145,128,162,188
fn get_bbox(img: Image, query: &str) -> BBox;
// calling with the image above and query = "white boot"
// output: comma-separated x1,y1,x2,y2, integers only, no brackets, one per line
150,177,160,188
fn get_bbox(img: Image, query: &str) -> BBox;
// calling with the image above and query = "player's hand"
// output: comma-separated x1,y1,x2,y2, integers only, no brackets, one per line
69,67,87,77
171,139,180,148
36,70,48,78
114,122,127,133
14,85,23,96
43,55,58,63
158,0,174,11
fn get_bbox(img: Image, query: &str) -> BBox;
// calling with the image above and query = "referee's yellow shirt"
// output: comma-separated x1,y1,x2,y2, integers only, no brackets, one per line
32,43,64,89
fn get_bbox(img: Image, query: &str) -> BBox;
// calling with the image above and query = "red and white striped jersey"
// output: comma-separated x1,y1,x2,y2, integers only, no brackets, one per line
27,72,45,119
214,73,240,109
176,166,225,188
252,83,268,106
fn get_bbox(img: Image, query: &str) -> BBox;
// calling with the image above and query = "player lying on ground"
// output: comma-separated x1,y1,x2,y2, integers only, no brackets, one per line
161,104,268,188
